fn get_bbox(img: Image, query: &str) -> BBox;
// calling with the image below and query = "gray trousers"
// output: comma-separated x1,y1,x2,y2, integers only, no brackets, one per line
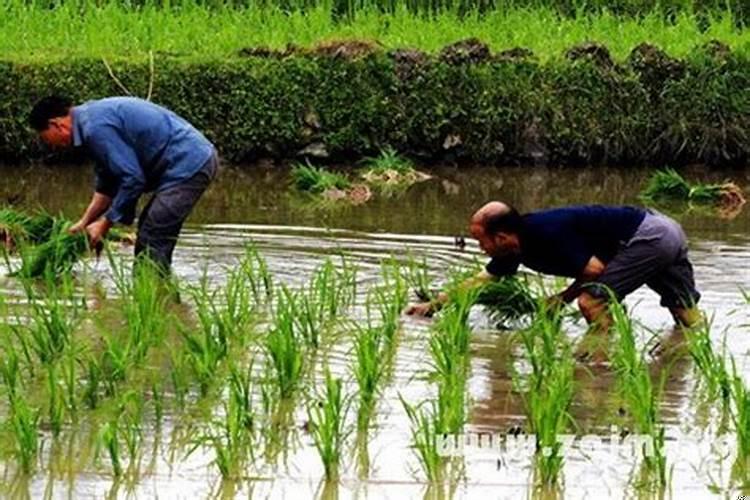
588,211,701,309
135,153,219,272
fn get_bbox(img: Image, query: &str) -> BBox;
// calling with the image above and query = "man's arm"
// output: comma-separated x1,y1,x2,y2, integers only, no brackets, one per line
555,256,606,304
68,192,112,234
405,270,497,316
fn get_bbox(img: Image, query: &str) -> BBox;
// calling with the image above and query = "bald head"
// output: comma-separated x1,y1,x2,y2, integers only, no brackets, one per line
471,201,512,228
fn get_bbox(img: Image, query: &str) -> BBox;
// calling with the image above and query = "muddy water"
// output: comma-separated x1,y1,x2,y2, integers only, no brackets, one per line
1,163,749,498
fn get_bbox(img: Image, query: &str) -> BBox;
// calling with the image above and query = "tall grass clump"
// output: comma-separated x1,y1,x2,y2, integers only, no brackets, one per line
609,301,668,488
291,163,351,194
359,147,426,191
514,301,574,487
307,368,350,481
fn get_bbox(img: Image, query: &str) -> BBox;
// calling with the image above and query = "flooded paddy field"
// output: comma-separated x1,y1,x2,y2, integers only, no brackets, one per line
0,163,748,498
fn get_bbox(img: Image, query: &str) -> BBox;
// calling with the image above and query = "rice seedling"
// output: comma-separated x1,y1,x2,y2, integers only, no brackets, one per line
110,255,170,364
683,315,731,406
291,162,351,194
98,419,122,477
190,364,258,479
351,320,385,432
9,393,40,474
640,168,746,209
238,243,274,305
306,368,350,481
514,302,574,486
181,322,228,396
0,343,21,405
405,255,434,302
400,397,444,483
82,353,102,410
265,289,305,399
46,363,65,437
729,356,750,479
13,276,81,365
609,300,668,487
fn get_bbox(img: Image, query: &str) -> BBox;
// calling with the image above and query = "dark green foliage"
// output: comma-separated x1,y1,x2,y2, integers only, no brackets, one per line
3,43,750,166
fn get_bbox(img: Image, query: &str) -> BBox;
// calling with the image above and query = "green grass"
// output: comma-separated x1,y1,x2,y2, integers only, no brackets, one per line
291,163,352,194
0,4,748,61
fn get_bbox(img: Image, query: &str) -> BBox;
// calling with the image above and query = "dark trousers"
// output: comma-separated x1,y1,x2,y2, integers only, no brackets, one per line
134,153,219,273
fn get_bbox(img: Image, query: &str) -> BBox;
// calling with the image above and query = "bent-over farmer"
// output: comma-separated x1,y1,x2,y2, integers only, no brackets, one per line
29,96,218,274
407,202,702,362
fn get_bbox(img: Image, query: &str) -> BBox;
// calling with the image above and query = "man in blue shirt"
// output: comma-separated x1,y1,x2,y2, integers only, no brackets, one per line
408,201,701,361
29,95,218,273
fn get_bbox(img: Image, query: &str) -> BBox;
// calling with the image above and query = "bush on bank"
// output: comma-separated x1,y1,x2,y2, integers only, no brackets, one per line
2,40,749,167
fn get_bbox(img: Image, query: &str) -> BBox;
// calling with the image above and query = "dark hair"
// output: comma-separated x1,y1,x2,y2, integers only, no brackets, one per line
29,95,73,131
483,206,523,235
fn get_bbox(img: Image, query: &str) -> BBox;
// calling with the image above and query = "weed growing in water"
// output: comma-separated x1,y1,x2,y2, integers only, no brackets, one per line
307,368,350,481
291,162,351,194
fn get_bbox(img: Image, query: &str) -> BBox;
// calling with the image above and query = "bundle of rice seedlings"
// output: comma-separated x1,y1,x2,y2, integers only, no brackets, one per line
475,276,537,326
0,208,55,248
641,168,746,210
13,224,88,278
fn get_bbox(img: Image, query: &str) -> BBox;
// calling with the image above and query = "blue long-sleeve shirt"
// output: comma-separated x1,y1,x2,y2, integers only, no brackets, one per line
72,97,215,225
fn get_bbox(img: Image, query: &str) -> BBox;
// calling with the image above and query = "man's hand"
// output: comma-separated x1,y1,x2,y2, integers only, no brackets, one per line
405,301,436,317
85,218,113,251
545,293,566,312
68,219,87,235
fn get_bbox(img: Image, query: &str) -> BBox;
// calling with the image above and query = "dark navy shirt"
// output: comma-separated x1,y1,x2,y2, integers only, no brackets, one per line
72,97,215,225
485,205,646,278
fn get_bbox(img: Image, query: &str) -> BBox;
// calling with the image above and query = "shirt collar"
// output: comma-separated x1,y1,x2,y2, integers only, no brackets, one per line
71,105,86,147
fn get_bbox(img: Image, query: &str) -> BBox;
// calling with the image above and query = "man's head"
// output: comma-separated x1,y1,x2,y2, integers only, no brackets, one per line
470,201,523,258
29,96,74,148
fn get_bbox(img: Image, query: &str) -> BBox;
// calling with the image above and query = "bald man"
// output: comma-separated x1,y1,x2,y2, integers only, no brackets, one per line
407,202,701,360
